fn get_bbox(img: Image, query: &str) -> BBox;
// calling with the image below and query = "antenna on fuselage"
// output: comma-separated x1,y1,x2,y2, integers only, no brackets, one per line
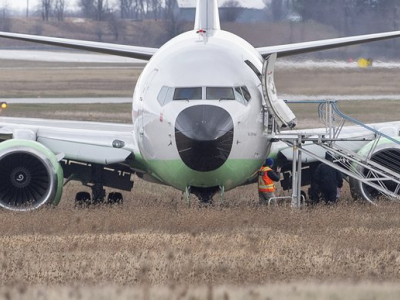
194,0,221,32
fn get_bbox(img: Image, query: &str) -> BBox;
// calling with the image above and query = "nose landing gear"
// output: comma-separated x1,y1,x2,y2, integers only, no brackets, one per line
184,186,223,206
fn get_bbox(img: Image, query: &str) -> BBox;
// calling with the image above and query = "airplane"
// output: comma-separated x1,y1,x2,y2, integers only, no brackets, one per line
1,0,400,211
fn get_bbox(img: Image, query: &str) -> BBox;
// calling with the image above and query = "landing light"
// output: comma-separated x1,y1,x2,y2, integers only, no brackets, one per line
112,139,125,148
0,102,7,110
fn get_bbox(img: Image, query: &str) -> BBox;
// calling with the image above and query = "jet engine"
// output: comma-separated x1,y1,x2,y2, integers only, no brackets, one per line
349,137,400,202
0,140,63,211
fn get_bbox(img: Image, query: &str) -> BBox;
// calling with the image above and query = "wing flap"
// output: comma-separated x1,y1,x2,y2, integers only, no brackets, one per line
257,30,400,58
0,31,157,61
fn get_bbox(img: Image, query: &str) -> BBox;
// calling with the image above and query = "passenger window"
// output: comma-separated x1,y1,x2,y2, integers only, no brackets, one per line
206,87,235,100
174,87,202,100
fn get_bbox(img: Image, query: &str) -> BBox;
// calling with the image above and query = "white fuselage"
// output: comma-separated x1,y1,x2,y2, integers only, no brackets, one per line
132,29,270,192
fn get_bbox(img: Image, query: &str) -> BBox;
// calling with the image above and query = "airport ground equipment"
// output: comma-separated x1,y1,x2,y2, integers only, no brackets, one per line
266,100,400,207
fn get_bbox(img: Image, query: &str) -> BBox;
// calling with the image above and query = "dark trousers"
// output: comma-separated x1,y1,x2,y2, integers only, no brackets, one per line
320,188,337,203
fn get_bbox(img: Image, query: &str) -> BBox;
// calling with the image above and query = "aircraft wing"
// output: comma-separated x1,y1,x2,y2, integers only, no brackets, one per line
0,31,157,60
257,30,400,58
0,117,141,168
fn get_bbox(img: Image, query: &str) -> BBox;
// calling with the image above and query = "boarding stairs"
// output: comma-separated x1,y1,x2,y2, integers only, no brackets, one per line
267,100,400,207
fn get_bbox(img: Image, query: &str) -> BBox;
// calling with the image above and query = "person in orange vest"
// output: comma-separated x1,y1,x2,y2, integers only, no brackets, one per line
258,158,281,205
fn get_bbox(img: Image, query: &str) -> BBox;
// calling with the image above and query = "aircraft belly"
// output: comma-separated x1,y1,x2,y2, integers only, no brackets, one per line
146,158,264,191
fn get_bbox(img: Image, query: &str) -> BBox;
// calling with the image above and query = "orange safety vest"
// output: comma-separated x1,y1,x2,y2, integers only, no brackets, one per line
258,166,275,193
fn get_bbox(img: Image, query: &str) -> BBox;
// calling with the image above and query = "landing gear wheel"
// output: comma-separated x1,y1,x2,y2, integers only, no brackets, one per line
75,191,91,207
199,196,213,205
107,192,123,205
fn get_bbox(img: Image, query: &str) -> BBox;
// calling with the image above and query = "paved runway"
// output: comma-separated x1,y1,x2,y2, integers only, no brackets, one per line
282,94,400,101
3,50,400,69
0,50,146,64
2,97,132,104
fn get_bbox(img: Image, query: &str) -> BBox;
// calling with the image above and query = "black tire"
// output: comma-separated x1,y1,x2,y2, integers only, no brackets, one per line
75,191,91,207
107,192,123,205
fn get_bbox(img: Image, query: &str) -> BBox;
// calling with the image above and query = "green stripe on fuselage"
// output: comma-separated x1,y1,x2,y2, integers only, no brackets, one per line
146,158,264,191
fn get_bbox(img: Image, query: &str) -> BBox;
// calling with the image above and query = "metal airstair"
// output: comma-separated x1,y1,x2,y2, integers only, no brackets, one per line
268,100,400,207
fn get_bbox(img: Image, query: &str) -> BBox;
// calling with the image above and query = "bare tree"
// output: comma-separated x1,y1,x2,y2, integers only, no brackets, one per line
220,0,243,22
269,0,284,21
41,0,53,22
162,0,185,39
95,21,104,41
120,0,134,18
54,0,66,21
107,13,125,40
134,0,145,20
150,0,161,20
79,0,111,21
0,2,12,32
79,0,94,18
163,0,175,19
93,0,110,21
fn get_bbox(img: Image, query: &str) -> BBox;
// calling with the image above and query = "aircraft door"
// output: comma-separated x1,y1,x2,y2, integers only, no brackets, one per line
261,53,297,129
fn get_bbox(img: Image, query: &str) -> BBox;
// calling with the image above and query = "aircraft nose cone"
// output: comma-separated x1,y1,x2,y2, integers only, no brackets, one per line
175,105,234,172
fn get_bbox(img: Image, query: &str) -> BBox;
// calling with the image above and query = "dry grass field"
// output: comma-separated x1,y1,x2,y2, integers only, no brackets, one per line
1,59,400,299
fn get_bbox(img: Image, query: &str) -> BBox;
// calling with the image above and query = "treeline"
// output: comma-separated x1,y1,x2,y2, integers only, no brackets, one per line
0,0,187,44
1,0,400,58
2,0,400,36
269,0,400,57
267,0,400,58
0,0,182,23
78,0,177,21
270,0,400,34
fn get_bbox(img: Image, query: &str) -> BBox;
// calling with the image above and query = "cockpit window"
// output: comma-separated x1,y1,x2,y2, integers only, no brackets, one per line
157,86,174,106
234,87,246,105
206,87,235,100
234,86,251,105
157,86,168,105
241,86,251,101
173,87,202,100
157,85,251,106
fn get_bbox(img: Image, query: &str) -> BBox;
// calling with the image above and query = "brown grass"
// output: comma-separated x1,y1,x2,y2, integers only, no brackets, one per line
275,68,400,95
0,61,142,98
3,60,400,98
1,61,400,298
1,179,400,298
2,179,400,281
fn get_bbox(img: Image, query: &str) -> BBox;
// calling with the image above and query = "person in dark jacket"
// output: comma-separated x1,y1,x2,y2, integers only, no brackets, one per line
258,158,281,205
313,152,343,204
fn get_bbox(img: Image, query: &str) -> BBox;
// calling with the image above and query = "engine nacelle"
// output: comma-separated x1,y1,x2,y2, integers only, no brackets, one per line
349,137,400,202
0,140,63,211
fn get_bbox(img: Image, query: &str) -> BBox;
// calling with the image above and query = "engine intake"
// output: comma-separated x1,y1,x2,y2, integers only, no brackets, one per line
350,138,400,202
0,140,63,211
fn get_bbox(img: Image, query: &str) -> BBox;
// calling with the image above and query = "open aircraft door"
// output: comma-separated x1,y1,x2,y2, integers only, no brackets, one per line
261,53,297,129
